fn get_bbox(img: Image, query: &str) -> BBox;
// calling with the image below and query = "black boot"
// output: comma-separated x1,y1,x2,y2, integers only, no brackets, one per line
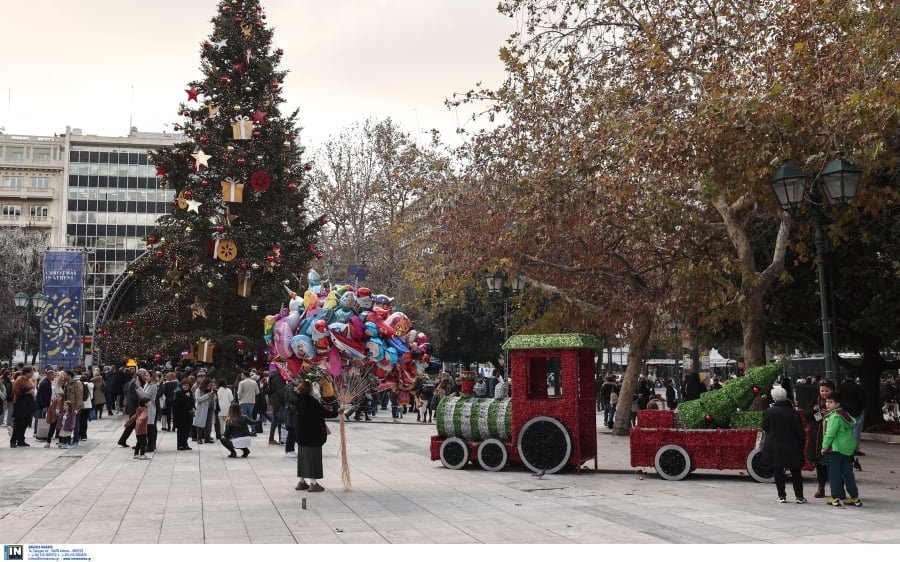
241,448,250,458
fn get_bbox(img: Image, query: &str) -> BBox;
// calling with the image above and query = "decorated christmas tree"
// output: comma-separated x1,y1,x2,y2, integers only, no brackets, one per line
97,0,322,369
677,363,781,429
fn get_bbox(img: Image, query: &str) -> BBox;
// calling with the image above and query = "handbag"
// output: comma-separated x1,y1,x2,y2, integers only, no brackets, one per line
36,418,51,440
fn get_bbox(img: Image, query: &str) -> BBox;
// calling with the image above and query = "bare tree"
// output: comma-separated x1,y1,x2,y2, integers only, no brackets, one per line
0,229,49,363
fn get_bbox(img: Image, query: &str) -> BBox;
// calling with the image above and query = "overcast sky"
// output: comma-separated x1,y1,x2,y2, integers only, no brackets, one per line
1,0,515,147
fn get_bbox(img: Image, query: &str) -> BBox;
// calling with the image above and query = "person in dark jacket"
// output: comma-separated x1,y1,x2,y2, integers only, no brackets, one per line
683,373,707,401
664,378,677,410
35,371,54,439
762,386,807,503
267,371,286,445
10,369,37,448
805,380,836,498
283,378,298,457
171,380,195,450
116,371,142,448
221,404,255,458
294,381,338,493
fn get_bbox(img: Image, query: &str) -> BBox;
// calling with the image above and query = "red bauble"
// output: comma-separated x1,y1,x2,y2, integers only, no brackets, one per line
156,250,165,258
199,135,208,144
215,225,225,233
320,216,329,225
183,190,193,198
237,157,246,166
155,166,167,176
234,16,242,24
265,254,275,263
250,170,271,192
173,124,181,131
287,182,297,191
236,339,245,348
752,386,760,395
220,76,230,85
147,235,158,244
304,162,313,171
126,320,135,328
200,179,209,187
704,414,714,424
270,81,280,89
239,261,250,270
252,130,261,138
234,62,246,74
308,243,317,251
316,251,325,259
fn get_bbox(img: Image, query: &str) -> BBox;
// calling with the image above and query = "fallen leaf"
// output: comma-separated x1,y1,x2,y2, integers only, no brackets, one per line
335,528,343,533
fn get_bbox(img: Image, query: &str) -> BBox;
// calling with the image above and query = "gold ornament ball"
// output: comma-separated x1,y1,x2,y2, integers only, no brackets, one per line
185,226,193,233
283,279,290,285
283,141,291,147
174,293,180,299
244,86,252,93
251,305,258,311
233,104,241,111
146,245,153,251
160,238,166,243
227,145,235,152
207,281,214,288
251,262,260,270
127,270,134,277
256,155,264,161
281,221,289,227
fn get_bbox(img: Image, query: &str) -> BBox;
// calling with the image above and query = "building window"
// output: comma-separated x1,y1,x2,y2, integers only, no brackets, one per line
7,149,24,161
2,205,22,218
31,177,50,188
30,206,49,218
33,149,51,161
2,176,24,187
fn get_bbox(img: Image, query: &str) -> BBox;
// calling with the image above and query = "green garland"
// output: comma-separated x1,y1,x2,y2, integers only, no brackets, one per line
502,333,602,350
435,396,450,438
677,363,780,428
487,399,500,439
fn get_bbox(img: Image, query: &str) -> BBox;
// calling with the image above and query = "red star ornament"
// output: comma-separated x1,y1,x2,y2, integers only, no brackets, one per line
251,110,268,124
186,86,200,101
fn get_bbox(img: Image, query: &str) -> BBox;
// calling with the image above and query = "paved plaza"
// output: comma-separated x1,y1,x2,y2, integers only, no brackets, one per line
1,414,898,544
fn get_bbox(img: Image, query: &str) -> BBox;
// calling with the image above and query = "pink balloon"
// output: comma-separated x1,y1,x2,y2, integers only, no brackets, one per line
273,319,294,359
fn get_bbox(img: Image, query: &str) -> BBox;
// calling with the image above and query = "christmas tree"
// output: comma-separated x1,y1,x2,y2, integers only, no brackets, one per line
98,0,322,370
676,363,780,429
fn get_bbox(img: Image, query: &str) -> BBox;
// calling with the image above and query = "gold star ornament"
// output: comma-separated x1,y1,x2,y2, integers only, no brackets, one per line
191,149,211,170
190,298,207,320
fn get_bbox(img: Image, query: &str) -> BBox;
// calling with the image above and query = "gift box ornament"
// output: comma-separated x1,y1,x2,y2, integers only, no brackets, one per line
221,177,244,203
196,338,215,363
236,273,253,297
231,115,254,140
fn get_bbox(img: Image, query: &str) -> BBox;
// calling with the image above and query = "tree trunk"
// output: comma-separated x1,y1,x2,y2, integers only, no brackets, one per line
612,311,654,435
741,288,767,368
850,336,891,430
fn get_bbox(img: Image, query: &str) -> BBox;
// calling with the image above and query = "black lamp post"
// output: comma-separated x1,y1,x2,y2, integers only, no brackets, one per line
485,272,525,373
667,320,682,398
13,291,48,365
770,158,862,383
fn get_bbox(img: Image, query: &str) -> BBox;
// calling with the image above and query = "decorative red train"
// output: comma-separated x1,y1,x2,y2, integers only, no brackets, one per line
430,334,600,473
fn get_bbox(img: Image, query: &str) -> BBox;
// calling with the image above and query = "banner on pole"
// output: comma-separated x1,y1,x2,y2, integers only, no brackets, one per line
41,250,84,370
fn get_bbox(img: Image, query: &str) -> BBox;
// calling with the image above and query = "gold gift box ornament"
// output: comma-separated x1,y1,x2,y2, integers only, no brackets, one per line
237,273,253,297
221,177,244,203
230,115,254,140
195,338,215,363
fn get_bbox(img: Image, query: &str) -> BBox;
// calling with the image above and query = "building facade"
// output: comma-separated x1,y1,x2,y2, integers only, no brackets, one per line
0,132,66,241
63,127,181,338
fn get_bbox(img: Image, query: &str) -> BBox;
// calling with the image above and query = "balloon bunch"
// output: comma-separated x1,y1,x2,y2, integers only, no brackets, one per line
265,269,432,389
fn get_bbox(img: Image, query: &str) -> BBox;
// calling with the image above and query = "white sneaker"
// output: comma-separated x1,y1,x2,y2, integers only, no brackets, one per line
284,451,297,458
138,454,149,460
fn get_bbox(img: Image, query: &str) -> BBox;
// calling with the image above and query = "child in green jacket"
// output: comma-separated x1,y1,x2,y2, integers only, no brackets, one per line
821,392,861,506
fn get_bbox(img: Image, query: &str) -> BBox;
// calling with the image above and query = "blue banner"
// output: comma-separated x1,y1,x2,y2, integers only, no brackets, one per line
41,251,84,370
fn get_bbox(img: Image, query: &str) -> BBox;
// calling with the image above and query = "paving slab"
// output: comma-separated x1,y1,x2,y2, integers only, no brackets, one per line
0,414,897,544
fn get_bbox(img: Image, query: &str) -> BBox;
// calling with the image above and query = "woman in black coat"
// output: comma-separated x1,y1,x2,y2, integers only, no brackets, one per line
171,380,195,451
804,380,834,498
294,381,338,493
762,386,806,503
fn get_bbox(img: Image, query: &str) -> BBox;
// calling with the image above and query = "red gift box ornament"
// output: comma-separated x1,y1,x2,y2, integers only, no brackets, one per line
250,170,271,192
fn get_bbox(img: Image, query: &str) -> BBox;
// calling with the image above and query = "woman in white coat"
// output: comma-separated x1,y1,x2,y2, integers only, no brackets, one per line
215,378,234,441
193,379,216,443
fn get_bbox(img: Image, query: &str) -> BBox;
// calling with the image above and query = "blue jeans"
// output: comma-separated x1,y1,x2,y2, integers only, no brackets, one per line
240,403,254,420
852,411,864,450
71,415,80,444
825,452,859,499
269,408,283,441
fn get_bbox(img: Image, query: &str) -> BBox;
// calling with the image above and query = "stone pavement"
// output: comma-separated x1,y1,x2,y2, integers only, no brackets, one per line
1,413,898,544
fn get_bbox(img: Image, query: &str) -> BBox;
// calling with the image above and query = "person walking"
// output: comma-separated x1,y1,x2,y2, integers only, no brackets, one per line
821,392,862,506
220,404,254,458
599,376,616,425
683,373,707,401
664,377,677,410
805,380,834,498
117,371,141,447
267,370,286,445
160,372,178,431
172,379,195,450
236,371,259,420
294,381,338,493
91,368,106,420
125,397,151,460
63,370,84,447
762,386,807,504
10,369,36,448
78,373,93,441
35,370,54,440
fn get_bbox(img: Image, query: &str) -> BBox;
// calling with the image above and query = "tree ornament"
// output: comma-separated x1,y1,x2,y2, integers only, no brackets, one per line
199,135,208,144
251,305,259,311
200,178,210,187
226,145,235,152
206,281,214,289
185,226,193,234
321,216,329,225
281,221,289,228
232,104,241,112
191,149,211,170
220,76,230,85
215,225,225,233
216,239,238,262
148,235,159,244
236,272,253,297
185,198,203,214
154,352,163,362
231,115,254,140
221,177,244,202
241,24,253,37
251,262,260,270
244,87,253,93
174,293,180,299
304,162,313,171
252,130,261,138
250,171,271,192
186,87,200,101
236,339,245,348
126,319,135,328
183,190,193,199
160,238,166,243
704,414,714,424
283,141,291,147
156,250,165,258
127,270,134,277
256,155,264,161
237,157,246,166
239,261,250,270
752,386,760,395
287,182,297,191
176,191,189,209
271,81,280,90
191,297,207,319
316,251,325,259
251,109,268,124
155,166,167,176
208,105,220,117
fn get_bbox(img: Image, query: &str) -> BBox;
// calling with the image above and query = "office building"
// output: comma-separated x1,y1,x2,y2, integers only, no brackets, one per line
0,132,66,241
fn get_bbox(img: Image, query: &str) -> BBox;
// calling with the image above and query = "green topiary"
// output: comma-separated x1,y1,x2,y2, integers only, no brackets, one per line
677,363,780,428
730,411,765,429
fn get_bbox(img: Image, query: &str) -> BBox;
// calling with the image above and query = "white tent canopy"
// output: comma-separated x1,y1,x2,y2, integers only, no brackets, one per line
709,348,736,367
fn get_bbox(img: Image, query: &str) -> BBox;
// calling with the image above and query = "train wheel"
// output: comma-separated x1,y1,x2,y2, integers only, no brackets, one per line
746,448,775,483
477,439,508,472
517,416,571,474
654,444,691,481
439,437,469,470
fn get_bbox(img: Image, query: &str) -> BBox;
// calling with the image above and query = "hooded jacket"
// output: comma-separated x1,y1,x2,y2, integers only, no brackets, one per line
822,408,857,456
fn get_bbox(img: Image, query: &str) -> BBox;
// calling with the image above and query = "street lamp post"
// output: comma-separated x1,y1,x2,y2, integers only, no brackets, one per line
485,272,525,375
668,320,682,399
771,158,862,384
13,291,48,366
